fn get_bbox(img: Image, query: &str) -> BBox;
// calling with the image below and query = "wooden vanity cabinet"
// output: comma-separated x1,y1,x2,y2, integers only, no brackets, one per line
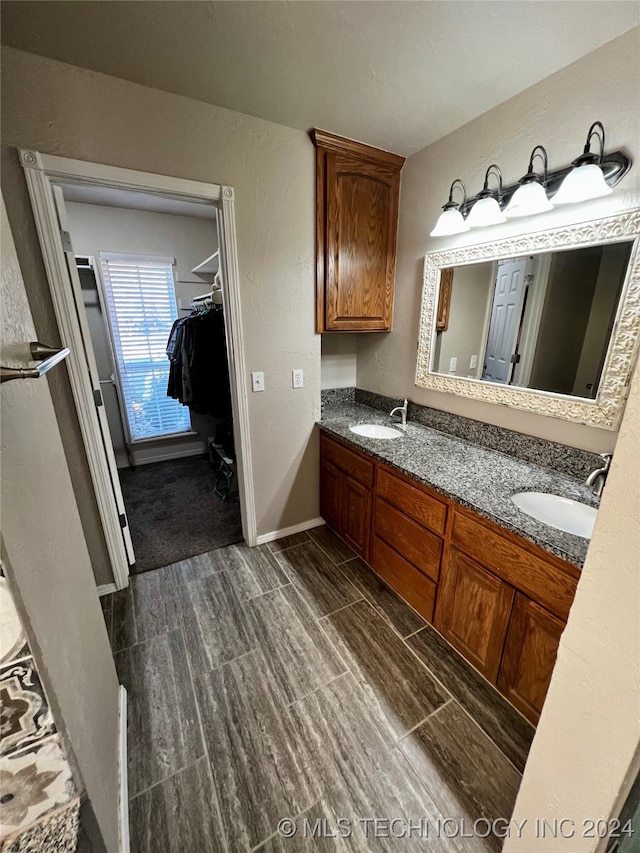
434,547,515,682
371,465,448,624
497,594,565,725
311,129,405,333
319,434,373,560
318,433,579,724
435,505,578,722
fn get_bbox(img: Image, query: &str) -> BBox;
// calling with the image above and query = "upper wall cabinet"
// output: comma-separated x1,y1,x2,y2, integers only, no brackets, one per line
311,129,405,332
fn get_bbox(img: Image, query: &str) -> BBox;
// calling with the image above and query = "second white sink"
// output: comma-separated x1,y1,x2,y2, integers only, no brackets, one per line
511,492,597,539
349,423,404,439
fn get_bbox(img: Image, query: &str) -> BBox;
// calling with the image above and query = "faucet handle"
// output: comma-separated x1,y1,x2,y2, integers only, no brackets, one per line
600,452,613,469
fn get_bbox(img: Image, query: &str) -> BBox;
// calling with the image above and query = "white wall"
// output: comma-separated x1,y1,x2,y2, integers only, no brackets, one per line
321,333,358,389
357,28,640,453
1,46,320,585
435,262,494,378
1,194,120,853
67,201,218,466
504,348,640,851
67,202,217,292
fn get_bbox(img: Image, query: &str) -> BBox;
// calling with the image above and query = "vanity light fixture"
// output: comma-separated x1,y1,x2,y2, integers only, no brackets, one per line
429,179,470,237
429,121,632,237
553,121,613,205
466,165,507,228
504,145,554,218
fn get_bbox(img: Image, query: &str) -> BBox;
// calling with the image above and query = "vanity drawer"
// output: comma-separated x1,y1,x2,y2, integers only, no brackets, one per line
377,467,447,535
374,497,442,582
320,434,374,487
371,535,436,623
450,508,578,620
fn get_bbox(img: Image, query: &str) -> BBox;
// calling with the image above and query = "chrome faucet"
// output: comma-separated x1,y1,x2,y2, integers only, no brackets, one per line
390,398,408,429
585,453,613,497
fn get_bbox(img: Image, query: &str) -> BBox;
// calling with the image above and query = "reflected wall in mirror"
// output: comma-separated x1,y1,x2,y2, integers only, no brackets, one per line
416,210,640,429
432,242,632,400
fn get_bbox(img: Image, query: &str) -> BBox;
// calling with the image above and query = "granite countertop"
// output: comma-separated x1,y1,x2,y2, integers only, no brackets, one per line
318,401,599,569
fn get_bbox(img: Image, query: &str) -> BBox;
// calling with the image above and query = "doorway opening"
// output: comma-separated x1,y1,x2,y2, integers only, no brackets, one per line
21,150,255,590
65,186,243,573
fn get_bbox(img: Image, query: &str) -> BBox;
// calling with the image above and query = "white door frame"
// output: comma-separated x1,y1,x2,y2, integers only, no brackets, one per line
20,149,257,590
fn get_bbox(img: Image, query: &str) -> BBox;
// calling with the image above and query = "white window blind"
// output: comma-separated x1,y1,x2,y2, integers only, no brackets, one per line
99,253,191,442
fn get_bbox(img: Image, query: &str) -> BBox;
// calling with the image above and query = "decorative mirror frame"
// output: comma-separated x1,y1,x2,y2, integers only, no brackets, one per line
415,209,640,430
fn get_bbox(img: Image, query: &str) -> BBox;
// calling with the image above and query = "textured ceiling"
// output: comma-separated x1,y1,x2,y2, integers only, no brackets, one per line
2,1,638,155
61,184,217,219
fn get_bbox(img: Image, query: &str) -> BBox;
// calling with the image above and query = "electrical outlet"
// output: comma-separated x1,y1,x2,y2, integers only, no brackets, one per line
292,369,304,389
449,357,457,373
470,354,478,369
251,371,265,392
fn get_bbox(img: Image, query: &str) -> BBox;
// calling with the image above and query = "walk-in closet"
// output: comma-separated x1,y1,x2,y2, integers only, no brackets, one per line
63,185,242,574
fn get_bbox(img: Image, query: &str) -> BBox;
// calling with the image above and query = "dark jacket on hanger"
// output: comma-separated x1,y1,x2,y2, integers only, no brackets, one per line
166,308,232,419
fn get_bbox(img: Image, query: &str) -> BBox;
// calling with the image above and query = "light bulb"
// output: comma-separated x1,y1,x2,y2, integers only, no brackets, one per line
553,163,612,205
430,208,469,237
466,196,506,228
504,182,554,218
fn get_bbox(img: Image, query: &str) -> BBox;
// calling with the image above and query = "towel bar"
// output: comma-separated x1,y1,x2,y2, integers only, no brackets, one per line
1,342,70,383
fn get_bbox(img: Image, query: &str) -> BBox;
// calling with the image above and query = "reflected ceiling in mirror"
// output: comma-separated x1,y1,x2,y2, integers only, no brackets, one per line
416,211,640,429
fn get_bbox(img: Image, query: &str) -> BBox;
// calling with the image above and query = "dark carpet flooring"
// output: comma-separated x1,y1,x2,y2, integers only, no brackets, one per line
118,456,243,574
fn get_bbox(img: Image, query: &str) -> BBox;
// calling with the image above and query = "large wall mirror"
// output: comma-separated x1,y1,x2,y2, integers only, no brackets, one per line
416,211,640,429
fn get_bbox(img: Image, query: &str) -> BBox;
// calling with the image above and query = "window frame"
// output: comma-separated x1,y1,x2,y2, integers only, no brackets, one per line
96,251,193,444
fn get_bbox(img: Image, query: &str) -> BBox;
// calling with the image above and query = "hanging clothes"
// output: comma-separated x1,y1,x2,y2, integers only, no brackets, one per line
166,307,232,420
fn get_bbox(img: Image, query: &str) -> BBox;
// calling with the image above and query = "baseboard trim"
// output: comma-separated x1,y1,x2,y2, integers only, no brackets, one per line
118,685,130,853
127,446,206,467
256,517,325,545
97,583,117,597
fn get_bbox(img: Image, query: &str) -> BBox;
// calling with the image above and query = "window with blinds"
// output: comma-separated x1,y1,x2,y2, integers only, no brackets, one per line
99,253,191,442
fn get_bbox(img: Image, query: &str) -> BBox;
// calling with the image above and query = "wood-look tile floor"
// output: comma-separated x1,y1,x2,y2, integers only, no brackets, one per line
103,528,534,853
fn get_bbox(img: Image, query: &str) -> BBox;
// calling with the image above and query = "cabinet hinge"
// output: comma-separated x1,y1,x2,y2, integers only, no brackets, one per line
119,513,127,529
93,389,103,407
60,229,73,252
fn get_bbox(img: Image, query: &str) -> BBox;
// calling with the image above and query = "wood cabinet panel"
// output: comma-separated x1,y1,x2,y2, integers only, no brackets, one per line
498,595,564,724
371,536,436,623
377,467,447,536
451,508,578,621
435,548,515,682
374,498,442,582
320,433,374,487
312,130,404,333
342,475,372,560
319,457,342,533
325,153,398,331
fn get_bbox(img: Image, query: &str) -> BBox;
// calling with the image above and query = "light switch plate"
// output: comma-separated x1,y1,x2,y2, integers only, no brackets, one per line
251,371,265,392
470,355,478,369
449,357,457,372
292,369,303,389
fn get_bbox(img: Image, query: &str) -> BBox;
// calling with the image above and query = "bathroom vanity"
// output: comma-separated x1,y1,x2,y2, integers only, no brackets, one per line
318,409,589,725
317,208,639,725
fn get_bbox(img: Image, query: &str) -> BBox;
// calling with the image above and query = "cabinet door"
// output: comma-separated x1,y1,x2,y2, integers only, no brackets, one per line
325,152,400,331
435,548,515,682
498,594,564,724
342,474,372,560
319,458,343,533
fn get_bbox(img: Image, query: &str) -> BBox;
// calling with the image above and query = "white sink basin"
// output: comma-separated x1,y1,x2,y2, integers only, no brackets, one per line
349,423,404,439
511,492,597,539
